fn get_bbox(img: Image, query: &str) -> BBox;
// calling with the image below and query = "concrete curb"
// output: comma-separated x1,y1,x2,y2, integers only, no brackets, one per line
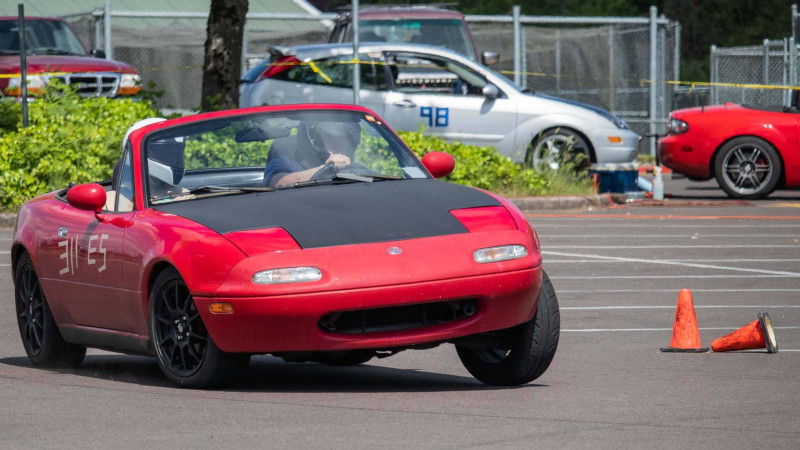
510,194,623,212
0,213,16,228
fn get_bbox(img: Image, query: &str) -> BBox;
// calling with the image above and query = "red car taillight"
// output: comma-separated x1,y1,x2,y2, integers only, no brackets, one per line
223,227,301,256
450,206,518,232
256,56,301,82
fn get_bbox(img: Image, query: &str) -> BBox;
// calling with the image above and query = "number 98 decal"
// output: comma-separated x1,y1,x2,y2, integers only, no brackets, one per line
420,107,449,127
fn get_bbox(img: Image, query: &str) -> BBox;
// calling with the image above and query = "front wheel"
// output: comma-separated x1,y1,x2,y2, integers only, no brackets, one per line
714,137,782,199
527,128,591,171
456,270,560,386
149,268,249,388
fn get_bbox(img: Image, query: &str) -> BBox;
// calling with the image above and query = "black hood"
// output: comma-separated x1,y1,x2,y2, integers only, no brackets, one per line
154,179,501,249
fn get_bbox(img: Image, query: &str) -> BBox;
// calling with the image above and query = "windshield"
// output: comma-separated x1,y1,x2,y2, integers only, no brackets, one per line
144,110,430,204
0,19,86,55
358,19,474,59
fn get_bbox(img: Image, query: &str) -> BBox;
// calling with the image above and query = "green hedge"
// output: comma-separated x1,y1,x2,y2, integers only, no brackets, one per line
0,91,157,210
0,91,592,210
397,131,593,197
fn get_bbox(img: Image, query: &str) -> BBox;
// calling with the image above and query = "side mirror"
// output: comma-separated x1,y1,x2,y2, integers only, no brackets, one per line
482,83,499,100
481,51,499,66
90,49,106,59
67,183,106,215
421,152,455,179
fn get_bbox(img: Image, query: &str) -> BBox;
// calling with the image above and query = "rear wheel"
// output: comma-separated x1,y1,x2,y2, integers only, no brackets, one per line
149,268,249,388
456,270,560,386
14,253,86,368
714,137,782,199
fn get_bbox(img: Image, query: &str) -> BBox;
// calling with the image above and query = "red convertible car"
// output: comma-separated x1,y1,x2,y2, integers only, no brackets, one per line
11,105,558,388
658,96,800,199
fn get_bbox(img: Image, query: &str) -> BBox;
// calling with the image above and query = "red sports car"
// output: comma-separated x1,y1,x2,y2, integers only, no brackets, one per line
658,99,800,199
11,105,558,388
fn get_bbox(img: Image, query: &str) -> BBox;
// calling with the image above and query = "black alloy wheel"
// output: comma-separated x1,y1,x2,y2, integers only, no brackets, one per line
14,253,86,367
714,137,782,199
149,268,249,388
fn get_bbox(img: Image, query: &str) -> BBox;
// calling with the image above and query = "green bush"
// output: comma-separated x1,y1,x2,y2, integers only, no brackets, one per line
397,131,594,197
0,88,158,210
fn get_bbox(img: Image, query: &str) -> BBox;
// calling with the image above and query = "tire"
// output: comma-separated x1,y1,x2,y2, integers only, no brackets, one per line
456,270,560,386
14,253,86,368
149,268,249,388
714,137,782,199
312,350,374,366
527,128,591,171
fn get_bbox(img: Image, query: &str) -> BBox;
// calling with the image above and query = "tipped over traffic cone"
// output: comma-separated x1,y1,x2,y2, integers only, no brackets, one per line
711,312,778,353
660,289,709,353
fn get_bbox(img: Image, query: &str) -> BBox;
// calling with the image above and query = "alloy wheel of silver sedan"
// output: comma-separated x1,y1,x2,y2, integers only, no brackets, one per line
714,137,782,199
530,128,590,171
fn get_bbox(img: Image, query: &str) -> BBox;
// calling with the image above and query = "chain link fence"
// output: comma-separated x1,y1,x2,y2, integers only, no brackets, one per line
60,6,679,155
708,4,800,108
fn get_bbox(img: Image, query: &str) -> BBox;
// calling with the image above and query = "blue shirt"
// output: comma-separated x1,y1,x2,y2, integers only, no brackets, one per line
264,156,306,187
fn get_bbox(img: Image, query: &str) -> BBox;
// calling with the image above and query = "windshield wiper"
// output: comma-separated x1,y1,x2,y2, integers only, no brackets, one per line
150,185,275,203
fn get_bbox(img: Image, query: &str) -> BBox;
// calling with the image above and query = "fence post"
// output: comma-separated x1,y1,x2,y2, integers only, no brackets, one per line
793,4,798,45
93,8,103,51
242,20,248,73
763,39,770,105
520,25,527,90
649,6,657,157
658,16,666,128
555,29,561,94
710,45,717,104
608,25,615,111
103,1,112,60
513,5,521,87
674,24,680,93
352,0,360,105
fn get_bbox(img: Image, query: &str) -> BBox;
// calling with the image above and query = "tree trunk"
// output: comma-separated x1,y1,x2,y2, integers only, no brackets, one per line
201,0,249,111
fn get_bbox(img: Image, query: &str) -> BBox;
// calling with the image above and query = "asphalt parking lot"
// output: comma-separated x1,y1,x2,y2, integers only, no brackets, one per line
1,177,799,448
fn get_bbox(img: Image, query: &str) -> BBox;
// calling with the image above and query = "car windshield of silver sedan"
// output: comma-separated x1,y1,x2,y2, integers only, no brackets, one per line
145,110,429,204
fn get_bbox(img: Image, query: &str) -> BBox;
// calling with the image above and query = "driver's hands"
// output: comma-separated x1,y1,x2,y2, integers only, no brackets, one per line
326,152,351,169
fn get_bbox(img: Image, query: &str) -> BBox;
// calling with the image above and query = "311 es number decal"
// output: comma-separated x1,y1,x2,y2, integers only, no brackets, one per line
59,234,108,276
420,107,449,127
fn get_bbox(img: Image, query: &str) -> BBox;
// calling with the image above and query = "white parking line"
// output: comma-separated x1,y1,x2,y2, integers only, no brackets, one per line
551,274,799,279
546,259,800,263
544,234,800,238
562,326,800,332
534,224,800,228
547,245,800,249
559,288,800,293
563,305,800,310
0,251,8,254
542,250,800,276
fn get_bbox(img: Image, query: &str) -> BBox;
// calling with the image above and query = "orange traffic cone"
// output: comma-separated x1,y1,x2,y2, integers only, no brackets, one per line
660,289,709,353
711,312,778,353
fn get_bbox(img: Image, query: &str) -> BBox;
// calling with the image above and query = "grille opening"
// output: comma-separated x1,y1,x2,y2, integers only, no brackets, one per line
319,299,477,334
50,74,119,96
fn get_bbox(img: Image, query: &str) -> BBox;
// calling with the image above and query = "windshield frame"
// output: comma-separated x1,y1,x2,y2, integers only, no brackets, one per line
140,109,430,207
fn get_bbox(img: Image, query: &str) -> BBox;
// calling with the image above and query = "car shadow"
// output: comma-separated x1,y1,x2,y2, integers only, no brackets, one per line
0,355,540,393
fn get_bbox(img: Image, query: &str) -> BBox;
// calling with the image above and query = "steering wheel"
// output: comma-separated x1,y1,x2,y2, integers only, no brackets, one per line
310,162,337,181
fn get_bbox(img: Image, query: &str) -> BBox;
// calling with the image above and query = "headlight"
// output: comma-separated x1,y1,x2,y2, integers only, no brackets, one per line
667,118,689,135
473,245,528,263
5,75,46,95
252,267,322,284
118,73,141,95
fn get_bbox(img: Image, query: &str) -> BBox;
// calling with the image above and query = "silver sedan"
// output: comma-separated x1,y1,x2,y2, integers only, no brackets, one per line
240,43,640,168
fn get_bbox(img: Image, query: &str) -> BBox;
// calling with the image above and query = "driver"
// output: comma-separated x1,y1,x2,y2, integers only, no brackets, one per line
264,120,361,187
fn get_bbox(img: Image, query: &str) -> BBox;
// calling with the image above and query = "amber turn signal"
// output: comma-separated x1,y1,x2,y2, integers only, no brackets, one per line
209,303,234,314
607,136,623,144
